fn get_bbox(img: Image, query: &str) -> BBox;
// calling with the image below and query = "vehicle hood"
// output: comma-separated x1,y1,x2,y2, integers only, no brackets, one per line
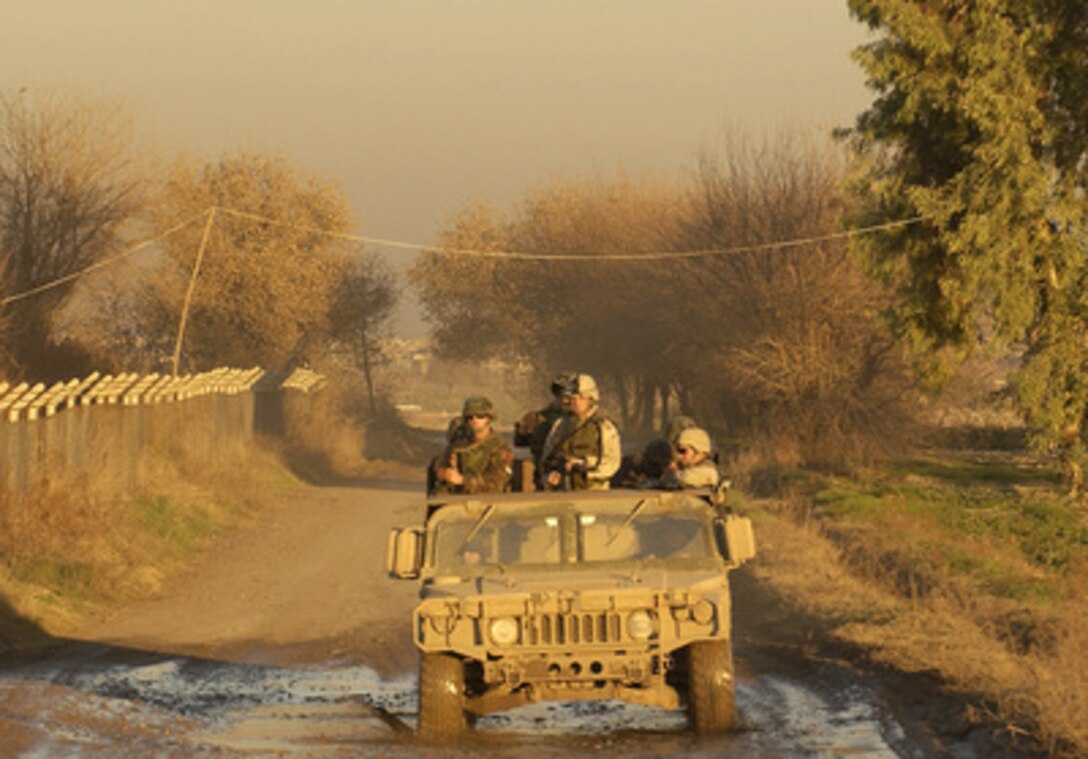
420,567,727,601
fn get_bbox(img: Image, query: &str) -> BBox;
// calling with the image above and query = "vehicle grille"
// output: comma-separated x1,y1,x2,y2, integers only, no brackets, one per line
523,611,624,646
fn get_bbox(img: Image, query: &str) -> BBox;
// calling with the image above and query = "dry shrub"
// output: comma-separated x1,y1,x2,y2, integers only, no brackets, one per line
980,579,1088,756
678,132,920,471
0,453,132,577
1032,598,1088,754
277,367,430,481
283,385,368,476
752,498,1088,756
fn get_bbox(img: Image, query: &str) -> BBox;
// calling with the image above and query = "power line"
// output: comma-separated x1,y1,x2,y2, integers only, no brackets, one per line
217,205,926,261
0,210,212,306
1,206,926,306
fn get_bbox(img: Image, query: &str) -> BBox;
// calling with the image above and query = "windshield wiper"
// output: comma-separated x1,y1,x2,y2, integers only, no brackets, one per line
458,503,495,553
606,497,650,547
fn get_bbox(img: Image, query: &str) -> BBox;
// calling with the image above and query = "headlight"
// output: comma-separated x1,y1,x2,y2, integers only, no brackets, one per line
627,610,656,640
489,617,519,646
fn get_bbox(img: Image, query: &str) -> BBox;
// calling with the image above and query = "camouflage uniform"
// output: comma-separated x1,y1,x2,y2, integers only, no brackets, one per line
429,396,513,496
433,433,513,495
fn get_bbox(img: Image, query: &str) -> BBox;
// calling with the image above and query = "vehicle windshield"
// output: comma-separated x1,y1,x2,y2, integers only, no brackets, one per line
429,495,716,573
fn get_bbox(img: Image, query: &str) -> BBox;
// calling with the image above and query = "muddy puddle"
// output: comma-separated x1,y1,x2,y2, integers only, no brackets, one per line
0,644,927,757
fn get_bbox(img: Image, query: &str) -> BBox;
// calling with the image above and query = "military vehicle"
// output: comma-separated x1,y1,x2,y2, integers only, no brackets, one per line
386,485,756,738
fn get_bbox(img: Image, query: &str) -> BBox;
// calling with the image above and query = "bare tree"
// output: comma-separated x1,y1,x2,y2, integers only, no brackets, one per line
0,91,144,379
329,253,399,413
675,132,918,466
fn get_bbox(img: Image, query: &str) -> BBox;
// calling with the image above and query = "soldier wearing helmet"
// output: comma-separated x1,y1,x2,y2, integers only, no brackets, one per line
428,396,513,495
660,426,721,489
514,371,575,468
540,373,621,490
611,414,702,488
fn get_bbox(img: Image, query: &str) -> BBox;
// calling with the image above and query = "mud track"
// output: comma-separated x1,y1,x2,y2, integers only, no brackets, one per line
0,481,1035,756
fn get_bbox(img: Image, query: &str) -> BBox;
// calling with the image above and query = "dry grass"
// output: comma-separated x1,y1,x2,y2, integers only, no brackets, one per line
0,442,297,641
278,371,434,483
0,376,434,647
747,478,1088,757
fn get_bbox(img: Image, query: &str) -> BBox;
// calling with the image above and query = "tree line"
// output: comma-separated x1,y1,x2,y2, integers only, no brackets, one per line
4,0,1087,486
414,1,1088,488
411,137,918,470
0,92,398,411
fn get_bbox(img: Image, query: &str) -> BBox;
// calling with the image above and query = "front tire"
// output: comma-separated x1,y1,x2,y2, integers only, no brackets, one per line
686,640,736,733
418,652,470,739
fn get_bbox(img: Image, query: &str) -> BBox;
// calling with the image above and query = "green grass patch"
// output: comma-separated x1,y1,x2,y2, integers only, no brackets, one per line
11,558,94,600
812,461,1087,574
131,494,221,552
888,456,1060,486
797,452,1088,612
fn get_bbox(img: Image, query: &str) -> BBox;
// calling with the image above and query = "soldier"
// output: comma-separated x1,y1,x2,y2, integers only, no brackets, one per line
611,414,700,488
514,371,574,475
660,427,721,489
428,396,513,496
664,415,698,446
541,373,621,490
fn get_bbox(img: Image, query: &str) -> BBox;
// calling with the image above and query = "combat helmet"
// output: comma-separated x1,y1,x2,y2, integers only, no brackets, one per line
462,395,496,420
550,370,577,396
566,373,600,402
676,427,712,455
665,415,698,444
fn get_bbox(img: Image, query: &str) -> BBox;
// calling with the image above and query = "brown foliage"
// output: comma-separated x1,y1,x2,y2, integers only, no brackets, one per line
412,134,918,466
674,135,917,466
0,92,145,379
411,176,686,434
135,152,358,372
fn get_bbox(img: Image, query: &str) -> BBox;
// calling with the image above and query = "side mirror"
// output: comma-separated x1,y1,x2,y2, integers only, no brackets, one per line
714,514,756,566
386,526,424,578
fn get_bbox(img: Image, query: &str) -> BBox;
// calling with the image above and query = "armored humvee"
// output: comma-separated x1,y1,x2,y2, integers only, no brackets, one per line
386,485,756,738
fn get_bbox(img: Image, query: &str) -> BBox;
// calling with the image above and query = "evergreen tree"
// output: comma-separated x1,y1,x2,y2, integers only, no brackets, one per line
843,0,1088,489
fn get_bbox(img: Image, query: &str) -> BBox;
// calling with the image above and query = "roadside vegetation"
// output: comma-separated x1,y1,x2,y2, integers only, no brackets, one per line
0,442,299,648
745,450,1088,756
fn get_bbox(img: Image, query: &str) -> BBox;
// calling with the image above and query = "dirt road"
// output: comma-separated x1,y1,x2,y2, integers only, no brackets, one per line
76,480,424,675
0,481,1026,756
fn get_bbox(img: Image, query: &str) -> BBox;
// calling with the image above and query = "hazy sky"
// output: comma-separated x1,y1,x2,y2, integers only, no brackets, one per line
2,0,872,334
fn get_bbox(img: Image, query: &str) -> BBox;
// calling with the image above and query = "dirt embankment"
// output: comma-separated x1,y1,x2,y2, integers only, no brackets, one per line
745,497,1072,757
